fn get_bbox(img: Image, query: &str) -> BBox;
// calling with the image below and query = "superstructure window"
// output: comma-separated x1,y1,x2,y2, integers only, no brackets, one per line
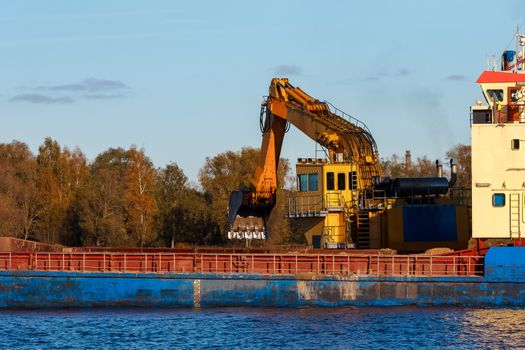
327,172,335,190
510,88,522,103
308,173,318,191
337,173,346,190
512,139,520,150
298,173,319,192
487,89,504,102
298,174,308,192
472,109,492,124
493,193,506,207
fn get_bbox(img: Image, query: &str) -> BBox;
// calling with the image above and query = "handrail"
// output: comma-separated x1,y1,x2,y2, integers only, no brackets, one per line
287,193,324,217
0,251,484,277
321,226,346,243
324,100,372,134
325,192,344,208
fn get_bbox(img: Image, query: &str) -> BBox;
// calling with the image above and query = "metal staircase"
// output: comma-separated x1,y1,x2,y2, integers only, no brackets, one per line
355,210,371,249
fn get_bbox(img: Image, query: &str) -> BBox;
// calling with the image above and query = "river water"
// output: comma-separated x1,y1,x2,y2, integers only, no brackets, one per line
1,307,524,349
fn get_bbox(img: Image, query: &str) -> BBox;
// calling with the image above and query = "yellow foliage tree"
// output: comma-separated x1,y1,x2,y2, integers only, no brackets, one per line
125,147,158,247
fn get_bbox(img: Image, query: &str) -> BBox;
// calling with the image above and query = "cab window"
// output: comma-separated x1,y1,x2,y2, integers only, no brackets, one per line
298,173,319,192
337,173,346,190
308,173,318,191
327,172,335,190
298,174,308,192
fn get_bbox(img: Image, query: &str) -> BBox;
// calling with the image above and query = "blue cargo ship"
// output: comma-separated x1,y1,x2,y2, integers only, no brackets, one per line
0,246,523,308
3,33,525,309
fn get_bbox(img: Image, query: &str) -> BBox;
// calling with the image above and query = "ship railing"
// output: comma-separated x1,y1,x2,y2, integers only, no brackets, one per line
0,252,484,277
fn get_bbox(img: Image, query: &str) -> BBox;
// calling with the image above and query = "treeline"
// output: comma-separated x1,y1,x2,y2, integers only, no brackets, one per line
0,139,292,247
0,138,470,247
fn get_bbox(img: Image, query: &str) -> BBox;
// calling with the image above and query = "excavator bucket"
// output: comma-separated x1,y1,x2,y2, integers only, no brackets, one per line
227,189,269,240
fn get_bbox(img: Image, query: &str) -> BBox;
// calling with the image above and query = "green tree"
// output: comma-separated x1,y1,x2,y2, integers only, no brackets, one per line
155,163,217,246
78,148,129,247
155,163,186,246
62,147,89,245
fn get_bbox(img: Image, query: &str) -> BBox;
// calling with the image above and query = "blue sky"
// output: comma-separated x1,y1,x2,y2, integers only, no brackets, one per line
1,0,522,182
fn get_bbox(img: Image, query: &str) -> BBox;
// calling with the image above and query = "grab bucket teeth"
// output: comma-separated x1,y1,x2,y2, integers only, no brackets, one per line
228,215,266,239
227,231,267,240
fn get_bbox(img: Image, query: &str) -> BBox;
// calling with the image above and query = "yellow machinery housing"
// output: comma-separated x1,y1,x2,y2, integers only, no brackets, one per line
288,159,470,250
381,198,470,251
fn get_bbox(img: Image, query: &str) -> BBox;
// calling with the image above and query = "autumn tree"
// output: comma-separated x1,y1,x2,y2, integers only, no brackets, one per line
446,143,471,206
410,156,436,177
35,138,88,244
199,147,259,233
381,153,436,178
79,147,158,247
0,141,38,239
446,144,471,188
124,147,158,247
380,153,406,178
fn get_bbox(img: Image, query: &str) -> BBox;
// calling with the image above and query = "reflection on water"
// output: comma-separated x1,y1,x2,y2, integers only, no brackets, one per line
459,308,525,349
1,307,525,349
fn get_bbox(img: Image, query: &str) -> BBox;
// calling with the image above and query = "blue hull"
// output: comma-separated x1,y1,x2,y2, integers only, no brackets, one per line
0,247,524,308
0,271,523,308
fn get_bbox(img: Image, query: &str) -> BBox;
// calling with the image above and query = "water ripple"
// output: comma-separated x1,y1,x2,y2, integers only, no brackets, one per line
1,307,525,349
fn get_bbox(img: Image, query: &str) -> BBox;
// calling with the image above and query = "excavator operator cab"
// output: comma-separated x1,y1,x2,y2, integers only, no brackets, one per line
288,158,359,248
293,159,324,215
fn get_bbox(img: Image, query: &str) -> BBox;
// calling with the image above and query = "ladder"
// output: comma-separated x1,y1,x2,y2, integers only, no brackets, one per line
350,171,358,191
510,193,521,238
